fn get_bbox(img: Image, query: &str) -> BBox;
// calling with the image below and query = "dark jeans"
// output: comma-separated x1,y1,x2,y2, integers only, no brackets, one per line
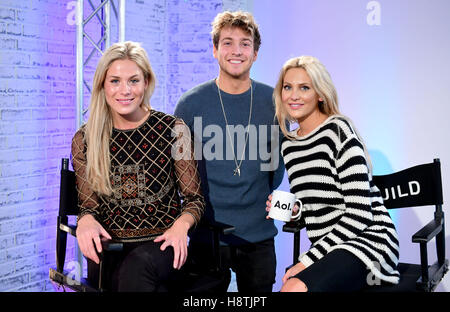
88,240,175,292
188,238,277,292
292,249,370,292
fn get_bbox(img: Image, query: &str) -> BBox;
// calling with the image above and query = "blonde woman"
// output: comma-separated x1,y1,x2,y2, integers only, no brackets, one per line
72,41,205,291
266,56,400,292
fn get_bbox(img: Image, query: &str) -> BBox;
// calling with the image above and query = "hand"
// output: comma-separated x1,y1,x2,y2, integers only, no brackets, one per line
282,262,306,284
265,193,273,219
265,193,300,220
76,214,112,264
154,214,193,270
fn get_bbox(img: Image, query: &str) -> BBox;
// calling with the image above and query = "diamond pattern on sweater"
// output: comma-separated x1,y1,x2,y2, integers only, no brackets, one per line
71,110,205,242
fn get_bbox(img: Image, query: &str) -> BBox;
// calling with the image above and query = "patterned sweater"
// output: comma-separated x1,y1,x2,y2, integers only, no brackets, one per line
71,110,205,243
281,115,400,284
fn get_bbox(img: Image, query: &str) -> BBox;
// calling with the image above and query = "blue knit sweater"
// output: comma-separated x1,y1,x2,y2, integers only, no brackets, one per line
174,79,285,244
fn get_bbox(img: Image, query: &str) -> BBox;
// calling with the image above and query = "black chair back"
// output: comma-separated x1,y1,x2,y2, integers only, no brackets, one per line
370,158,447,291
56,158,78,273
59,158,78,216
373,159,443,210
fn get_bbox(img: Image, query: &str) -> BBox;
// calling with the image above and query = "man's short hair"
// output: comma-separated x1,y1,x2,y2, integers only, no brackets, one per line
211,11,261,52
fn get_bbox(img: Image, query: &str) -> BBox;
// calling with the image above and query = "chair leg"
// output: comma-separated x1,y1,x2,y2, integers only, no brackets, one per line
419,242,429,285
213,230,221,271
99,256,105,291
87,259,100,290
293,232,300,265
435,216,446,267
56,217,68,273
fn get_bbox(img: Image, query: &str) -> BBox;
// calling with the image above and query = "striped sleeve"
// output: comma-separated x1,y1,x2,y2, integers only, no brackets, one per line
300,135,374,267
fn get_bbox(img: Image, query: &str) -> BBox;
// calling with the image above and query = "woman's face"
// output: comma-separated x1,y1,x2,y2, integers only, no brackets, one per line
281,67,322,124
104,59,148,127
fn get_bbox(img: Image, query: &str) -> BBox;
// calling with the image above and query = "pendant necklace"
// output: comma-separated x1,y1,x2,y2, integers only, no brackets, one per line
216,79,253,177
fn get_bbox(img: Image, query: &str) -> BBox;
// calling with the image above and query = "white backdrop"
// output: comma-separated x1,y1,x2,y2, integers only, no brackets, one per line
250,0,450,291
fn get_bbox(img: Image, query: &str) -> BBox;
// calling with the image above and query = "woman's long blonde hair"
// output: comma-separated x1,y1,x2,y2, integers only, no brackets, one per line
273,56,373,173
274,55,340,139
85,41,156,196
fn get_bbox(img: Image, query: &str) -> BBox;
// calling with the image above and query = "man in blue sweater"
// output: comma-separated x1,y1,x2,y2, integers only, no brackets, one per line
174,11,284,292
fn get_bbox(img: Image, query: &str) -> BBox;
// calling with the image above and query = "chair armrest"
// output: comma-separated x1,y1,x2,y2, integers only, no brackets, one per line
101,238,123,252
412,218,443,243
59,224,124,252
58,219,122,252
283,220,305,266
49,268,100,292
282,220,305,233
59,223,77,236
202,220,235,235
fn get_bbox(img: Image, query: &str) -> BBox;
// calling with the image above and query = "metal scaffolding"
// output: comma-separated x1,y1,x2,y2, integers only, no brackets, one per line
74,0,125,272
76,0,126,128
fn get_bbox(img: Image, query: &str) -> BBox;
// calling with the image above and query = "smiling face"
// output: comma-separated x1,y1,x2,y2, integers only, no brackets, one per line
281,67,324,125
213,26,258,82
104,58,148,127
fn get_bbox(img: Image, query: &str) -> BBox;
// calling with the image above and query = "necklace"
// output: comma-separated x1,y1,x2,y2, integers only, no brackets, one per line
216,79,253,177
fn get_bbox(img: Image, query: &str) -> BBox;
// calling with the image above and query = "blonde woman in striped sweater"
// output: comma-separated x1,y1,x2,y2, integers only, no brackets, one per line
267,56,399,292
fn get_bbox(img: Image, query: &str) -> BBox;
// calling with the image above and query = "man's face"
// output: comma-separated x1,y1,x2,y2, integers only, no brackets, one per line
213,26,258,81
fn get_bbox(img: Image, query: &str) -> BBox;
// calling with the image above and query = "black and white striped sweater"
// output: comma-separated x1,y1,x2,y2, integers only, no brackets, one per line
281,115,400,284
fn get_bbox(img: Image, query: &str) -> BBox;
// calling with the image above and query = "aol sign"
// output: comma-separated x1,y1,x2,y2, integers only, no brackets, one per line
273,200,292,211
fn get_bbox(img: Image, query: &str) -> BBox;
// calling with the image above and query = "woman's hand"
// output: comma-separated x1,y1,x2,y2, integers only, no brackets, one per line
154,214,194,270
76,214,112,264
282,262,307,284
265,193,300,219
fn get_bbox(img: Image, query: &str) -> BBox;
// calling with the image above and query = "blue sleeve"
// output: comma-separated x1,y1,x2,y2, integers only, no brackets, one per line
270,123,286,191
174,95,193,130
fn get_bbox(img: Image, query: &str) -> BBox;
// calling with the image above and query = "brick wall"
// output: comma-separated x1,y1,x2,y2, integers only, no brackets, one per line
0,0,76,292
165,0,250,114
0,0,250,292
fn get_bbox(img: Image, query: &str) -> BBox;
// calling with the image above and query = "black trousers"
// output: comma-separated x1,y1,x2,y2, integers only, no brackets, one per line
292,249,370,292
88,240,175,292
188,238,277,292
